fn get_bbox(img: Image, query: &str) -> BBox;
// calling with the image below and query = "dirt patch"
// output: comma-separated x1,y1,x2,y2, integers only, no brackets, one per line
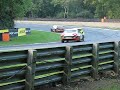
65,78,120,90
39,78,120,90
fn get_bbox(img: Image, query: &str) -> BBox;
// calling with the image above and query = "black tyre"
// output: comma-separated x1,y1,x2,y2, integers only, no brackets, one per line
61,40,64,43
51,29,53,32
66,40,69,43
82,35,84,41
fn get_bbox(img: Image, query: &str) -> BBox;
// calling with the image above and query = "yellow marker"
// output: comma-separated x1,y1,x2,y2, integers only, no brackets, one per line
0,29,9,33
18,28,26,36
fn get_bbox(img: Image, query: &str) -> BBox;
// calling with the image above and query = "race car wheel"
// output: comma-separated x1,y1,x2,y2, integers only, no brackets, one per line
82,35,84,41
61,40,64,43
66,40,69,43
51,29,53,32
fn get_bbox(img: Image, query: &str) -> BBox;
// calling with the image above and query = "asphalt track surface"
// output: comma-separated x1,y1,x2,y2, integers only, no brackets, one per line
0,21,120,51
14,21,120,42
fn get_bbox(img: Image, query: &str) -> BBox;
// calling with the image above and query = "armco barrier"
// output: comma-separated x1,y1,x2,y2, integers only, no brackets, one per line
0,41,119,90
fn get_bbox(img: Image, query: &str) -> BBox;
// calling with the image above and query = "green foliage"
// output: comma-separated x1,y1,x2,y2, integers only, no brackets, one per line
28,0,96,18
106,0,120,19
26,0,120,19
0,0,32,29
56,12,64,18
27,0,56,18
94,0,120,19
1,0,120,29
76,10,94,18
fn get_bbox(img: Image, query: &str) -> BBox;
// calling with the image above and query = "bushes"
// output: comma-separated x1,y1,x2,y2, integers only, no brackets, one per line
56,12,64,18
0,0,32,29
76,10,94,18
0,14,14,29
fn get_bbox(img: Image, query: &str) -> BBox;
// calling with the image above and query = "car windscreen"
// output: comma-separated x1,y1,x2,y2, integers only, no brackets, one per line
64,30,77,33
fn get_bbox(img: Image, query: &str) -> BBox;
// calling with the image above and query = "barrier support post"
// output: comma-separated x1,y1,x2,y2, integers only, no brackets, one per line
25,50,37,90
92,43,99,79
114,41,119,75
63,46,73,86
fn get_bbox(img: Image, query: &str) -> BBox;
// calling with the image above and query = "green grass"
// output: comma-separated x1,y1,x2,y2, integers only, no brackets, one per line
0,30,60,46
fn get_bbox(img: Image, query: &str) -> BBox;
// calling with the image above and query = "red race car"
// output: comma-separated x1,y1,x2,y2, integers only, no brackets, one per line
51,25,64,33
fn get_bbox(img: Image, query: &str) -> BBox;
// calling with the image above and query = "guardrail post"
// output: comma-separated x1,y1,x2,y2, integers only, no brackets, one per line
114,41,119,74
25,50,37,90
63,46,73,86
92,43,99,79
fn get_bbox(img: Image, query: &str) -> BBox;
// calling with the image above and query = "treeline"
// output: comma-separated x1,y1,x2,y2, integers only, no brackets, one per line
26,0,120,19
0,0,120,29
0,0,32,29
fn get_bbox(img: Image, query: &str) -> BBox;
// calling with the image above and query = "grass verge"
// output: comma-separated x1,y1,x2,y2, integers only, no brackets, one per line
0,30,60,46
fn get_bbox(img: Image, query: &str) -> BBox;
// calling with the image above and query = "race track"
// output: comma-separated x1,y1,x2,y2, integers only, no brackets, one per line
15,21,120,42
0,21,120,51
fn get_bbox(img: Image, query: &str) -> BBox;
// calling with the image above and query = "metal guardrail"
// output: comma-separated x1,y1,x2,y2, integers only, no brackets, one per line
0,41,119,90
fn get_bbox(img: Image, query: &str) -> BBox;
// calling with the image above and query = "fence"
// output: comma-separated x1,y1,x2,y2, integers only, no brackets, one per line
0,40,119,90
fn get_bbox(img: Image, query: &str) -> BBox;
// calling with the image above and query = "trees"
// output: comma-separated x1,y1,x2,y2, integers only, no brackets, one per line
0,0,32,29
106,0,120,19
52,0,71,18
27,0,56,18
94,0,120,19
51,0,95,18
0,0,120,29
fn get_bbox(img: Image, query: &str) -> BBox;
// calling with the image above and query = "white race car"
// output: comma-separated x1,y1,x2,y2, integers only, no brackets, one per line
61,28,84,43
